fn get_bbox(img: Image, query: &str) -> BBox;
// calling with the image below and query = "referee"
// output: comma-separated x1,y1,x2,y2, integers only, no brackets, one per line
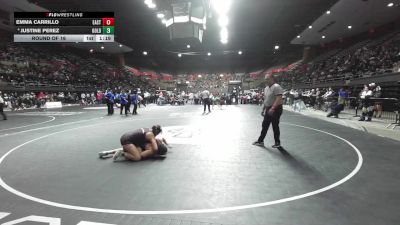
253,74,283,148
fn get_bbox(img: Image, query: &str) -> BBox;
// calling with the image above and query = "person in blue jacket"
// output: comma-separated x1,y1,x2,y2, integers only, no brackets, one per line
114,92,120,105
105,89,114,115
327,99,344,118
131,90,138,115
120,90,128,116
126,90,132,114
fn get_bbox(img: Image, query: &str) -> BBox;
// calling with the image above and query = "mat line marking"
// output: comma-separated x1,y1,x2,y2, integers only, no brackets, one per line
0,117,103,138
0,112,210,138
0,116,55,133
0,121,363,215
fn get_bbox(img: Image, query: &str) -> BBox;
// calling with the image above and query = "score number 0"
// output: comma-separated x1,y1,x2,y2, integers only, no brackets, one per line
102,18,115,26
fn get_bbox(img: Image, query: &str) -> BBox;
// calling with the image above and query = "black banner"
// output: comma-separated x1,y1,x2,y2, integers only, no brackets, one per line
14,12,114,18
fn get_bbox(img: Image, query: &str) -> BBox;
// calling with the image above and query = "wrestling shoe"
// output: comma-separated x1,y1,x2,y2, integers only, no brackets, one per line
112,149,124,162
252,141,264,146
272,143,281,148
98,151,109,159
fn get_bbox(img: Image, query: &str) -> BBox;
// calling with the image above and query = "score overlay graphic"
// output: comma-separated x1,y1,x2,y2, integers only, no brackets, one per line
13,12,115,42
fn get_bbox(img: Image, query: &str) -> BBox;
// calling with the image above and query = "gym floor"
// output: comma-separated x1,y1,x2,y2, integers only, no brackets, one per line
0,104,399,225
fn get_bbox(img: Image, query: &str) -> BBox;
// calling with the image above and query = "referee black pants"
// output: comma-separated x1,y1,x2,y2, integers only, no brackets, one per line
0,103,6,120
257,105,283,144
203,98,211,112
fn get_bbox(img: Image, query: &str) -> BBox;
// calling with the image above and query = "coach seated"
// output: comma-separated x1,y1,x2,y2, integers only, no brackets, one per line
327,100,344,118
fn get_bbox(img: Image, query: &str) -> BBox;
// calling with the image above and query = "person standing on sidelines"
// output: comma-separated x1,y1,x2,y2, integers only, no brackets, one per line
131,90,138,115
0,91,7,120
105,89,115,115
201,89,211,113
253,74,284,148
126,90,132,114
138,94,145,107
120,90,128,116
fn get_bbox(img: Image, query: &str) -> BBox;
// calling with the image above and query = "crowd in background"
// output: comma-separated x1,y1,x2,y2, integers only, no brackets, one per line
280,32,400,86
1,30,399,120
0,43,155,91
282,83,390,121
